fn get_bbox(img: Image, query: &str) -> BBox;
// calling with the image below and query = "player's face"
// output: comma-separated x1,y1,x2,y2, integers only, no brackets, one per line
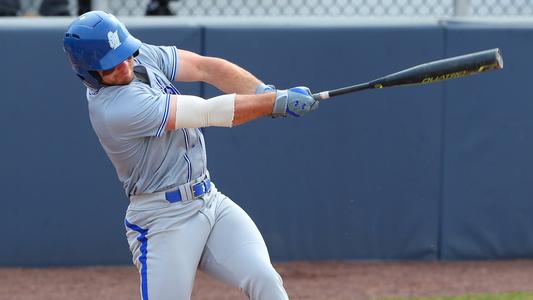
98,56,135,86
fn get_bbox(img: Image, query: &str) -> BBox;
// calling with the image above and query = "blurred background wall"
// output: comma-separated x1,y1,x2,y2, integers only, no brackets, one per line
1,0,532,266
11,0,533,18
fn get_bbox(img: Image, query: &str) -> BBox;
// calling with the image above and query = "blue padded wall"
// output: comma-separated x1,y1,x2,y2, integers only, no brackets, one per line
1,20,532,266
441,23,533,259
203,25,445,261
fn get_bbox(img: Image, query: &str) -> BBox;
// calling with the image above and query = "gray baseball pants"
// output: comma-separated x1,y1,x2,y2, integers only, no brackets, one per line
125,184,289,300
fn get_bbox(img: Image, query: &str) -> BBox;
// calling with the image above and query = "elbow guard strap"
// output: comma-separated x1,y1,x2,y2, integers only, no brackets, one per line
174,94,235,128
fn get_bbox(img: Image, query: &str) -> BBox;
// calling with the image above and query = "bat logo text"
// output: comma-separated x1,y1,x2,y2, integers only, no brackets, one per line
422,70,468,83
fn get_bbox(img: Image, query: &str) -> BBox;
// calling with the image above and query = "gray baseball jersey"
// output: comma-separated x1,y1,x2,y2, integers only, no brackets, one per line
87,43,207,196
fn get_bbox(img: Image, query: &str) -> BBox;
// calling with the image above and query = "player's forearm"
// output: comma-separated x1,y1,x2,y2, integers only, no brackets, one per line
165,93,275,131
233,93,276,126
202,57,262,95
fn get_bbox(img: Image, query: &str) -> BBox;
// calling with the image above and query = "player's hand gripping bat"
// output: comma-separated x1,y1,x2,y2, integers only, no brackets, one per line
312,48,504,101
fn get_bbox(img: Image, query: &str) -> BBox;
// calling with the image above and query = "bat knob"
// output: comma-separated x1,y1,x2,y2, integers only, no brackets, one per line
313,92,330,101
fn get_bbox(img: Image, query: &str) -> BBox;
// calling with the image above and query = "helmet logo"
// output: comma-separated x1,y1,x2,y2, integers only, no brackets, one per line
107,31,121,49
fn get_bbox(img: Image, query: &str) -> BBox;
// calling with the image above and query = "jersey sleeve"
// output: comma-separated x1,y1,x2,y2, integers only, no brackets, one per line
105,85,171,139
137,43,179,81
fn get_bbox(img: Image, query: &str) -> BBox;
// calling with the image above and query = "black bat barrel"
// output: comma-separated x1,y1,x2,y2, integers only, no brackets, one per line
369,48,503,89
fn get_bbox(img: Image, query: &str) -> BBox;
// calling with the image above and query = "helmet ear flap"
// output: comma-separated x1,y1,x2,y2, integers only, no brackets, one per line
133,50,139,57
88,71,103,84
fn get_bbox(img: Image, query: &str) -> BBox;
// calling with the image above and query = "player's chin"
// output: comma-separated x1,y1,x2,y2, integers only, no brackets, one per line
121,78,135,85
102,73,134,86
117,75,135,86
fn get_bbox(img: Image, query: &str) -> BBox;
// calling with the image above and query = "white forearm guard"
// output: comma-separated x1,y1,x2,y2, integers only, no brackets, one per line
174,94,235,128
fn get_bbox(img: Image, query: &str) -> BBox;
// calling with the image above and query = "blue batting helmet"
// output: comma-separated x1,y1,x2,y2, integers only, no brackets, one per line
63,11,141,89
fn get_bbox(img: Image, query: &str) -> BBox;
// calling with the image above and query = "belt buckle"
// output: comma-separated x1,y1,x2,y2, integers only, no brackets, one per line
191,178,210,198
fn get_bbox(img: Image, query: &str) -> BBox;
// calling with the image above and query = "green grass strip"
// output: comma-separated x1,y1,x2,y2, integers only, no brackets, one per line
382,291,533,300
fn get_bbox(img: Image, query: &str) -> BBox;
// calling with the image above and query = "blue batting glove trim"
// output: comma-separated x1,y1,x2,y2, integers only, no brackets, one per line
256,83,276,94
289,87,309,96
286,109,301,117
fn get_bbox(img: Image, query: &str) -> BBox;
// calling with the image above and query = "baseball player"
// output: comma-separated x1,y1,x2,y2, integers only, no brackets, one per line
63,11,318,300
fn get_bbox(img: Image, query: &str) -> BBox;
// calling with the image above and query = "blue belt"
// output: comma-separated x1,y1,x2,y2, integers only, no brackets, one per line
165,178,211,203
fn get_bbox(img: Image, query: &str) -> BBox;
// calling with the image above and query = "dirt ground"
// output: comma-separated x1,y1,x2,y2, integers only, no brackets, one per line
0,260,532,300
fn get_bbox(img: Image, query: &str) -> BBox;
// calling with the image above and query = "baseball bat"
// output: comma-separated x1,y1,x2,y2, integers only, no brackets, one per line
313,48,503,101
